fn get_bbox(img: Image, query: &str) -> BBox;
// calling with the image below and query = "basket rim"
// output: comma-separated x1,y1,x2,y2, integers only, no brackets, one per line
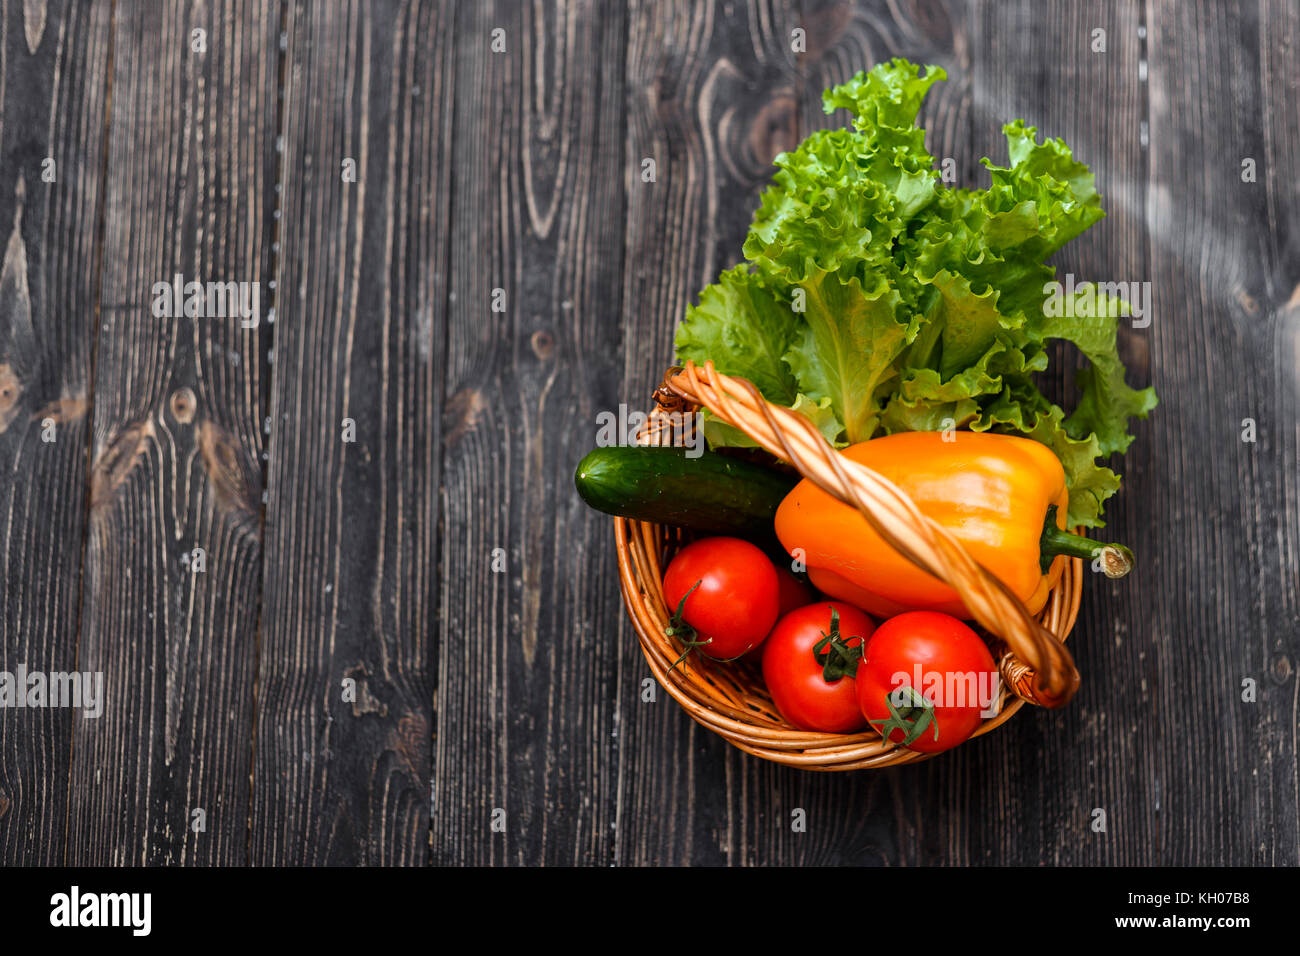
616,516,1083,769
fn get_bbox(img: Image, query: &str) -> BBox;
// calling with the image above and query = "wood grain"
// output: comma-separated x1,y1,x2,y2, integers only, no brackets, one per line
747,0,984,868
0,0,111,864
961,0,1154,866
65,0,279,865
433,0,629,865
1134,0,1298,865
0,0,1295,868
250,0,445,866
1257,0,1300,867
616,0,803,866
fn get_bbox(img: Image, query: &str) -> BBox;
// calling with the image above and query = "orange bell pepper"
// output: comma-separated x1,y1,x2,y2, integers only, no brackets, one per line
774,432,1133,619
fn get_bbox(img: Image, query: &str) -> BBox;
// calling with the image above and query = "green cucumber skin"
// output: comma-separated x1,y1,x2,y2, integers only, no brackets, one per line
574,446,797,539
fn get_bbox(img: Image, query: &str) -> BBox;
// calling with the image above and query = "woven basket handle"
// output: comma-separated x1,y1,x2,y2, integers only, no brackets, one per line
666,361,1080,709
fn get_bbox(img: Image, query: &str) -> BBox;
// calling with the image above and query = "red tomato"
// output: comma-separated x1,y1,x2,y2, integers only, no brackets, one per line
762,602,876,733
662,537,780,659
857,611,998,754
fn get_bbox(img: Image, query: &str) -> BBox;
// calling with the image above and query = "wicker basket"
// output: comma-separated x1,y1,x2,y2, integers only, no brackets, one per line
614,362,1084,770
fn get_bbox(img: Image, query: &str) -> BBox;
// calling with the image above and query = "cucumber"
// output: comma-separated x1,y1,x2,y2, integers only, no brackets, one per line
574,445,797,543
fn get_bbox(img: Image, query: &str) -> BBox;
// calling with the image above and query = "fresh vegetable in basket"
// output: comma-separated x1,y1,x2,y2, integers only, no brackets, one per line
574,445,797,547
762,603,875,733
775,431,1133,620
858,611,1000,754
674,58,1156,529
662,537,781,660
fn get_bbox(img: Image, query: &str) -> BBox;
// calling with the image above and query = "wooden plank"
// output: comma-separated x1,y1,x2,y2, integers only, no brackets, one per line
1133,0,1298,865
1256,0,1300,863
615,0,804,866
65,0,279,865
964,0,1154,865
434,0,628,865
754,0,989,868
0,0,111,864
249,0,447,866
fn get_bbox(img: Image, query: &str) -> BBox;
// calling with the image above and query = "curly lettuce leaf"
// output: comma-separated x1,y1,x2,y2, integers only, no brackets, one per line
881,334,1047,435
674,265,800,405
1038,285,1159,456
671,58,1154,527
982,120,1104,258
782,269,916,443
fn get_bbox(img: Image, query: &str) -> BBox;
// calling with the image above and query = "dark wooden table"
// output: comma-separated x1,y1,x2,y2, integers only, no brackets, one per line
0,0,1295,866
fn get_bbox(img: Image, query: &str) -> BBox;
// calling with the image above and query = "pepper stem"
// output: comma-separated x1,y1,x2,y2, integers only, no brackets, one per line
1039,504,1134,579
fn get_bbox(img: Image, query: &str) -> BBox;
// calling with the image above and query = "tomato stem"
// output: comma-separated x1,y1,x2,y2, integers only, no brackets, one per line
1039,504,1134,578
869,685,940,747
664,580,712,672
811,609,863,681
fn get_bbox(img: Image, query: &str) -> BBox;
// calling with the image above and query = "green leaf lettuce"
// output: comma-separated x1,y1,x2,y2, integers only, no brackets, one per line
673,58,1156,527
